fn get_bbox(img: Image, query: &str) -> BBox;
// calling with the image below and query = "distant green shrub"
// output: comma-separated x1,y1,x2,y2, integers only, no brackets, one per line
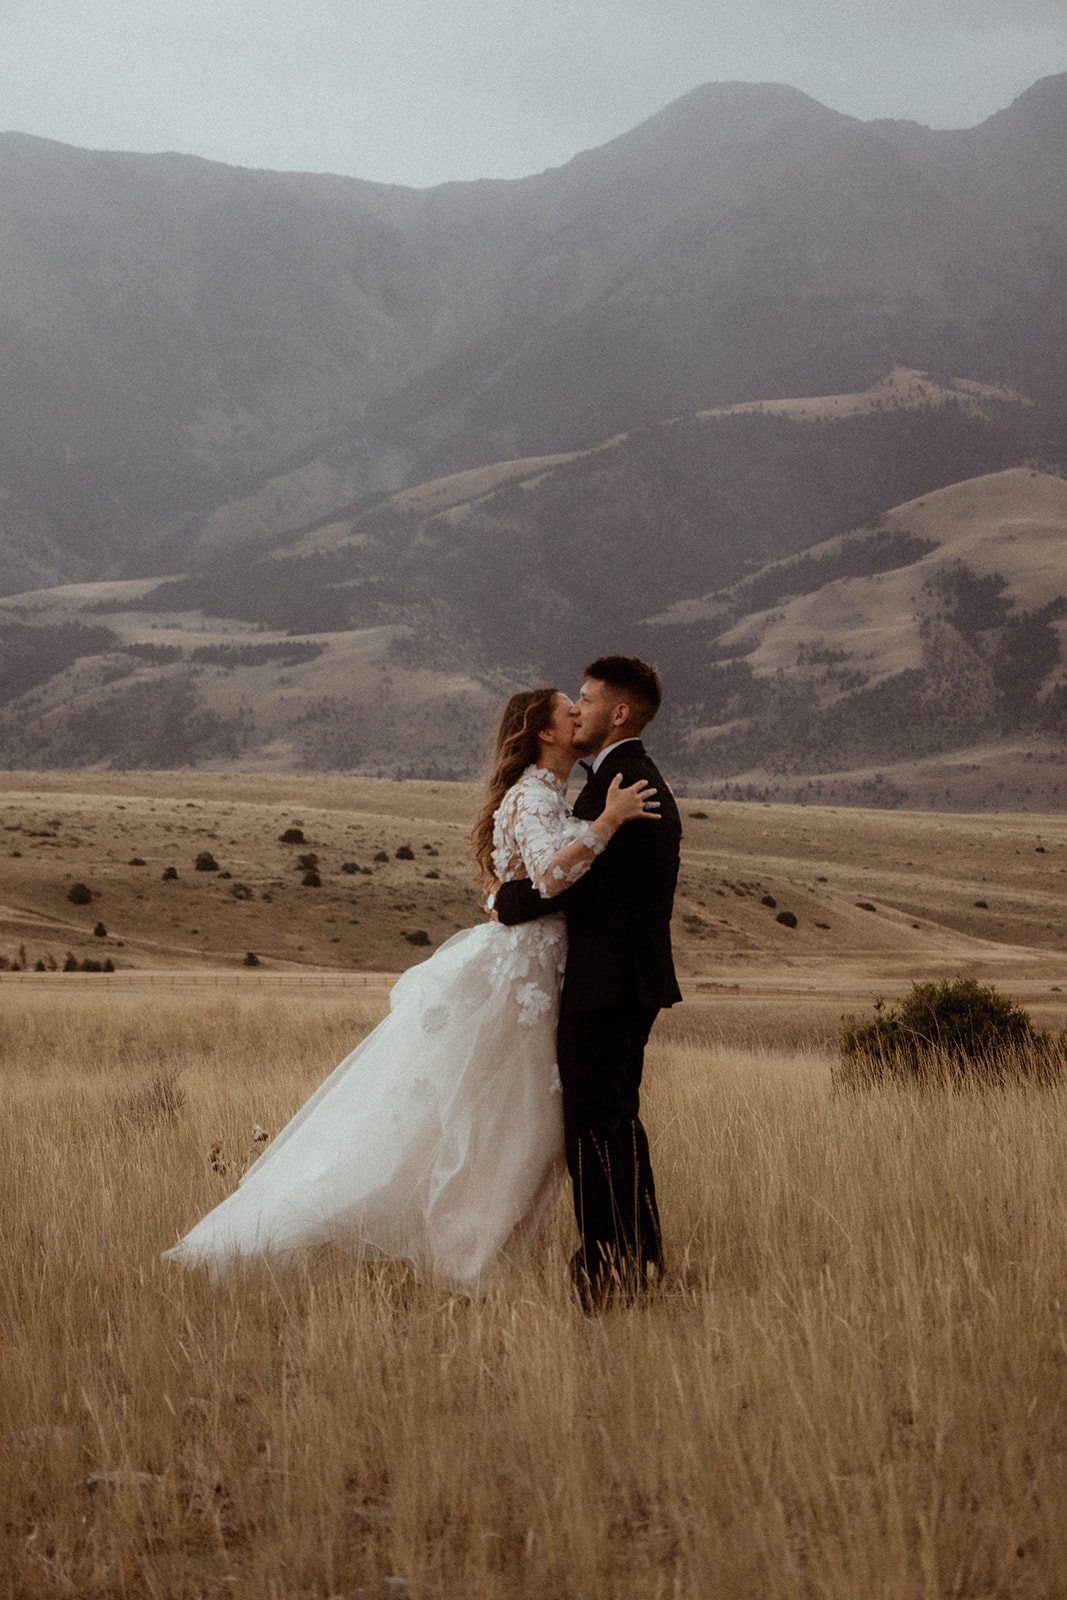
837,977,1061,1089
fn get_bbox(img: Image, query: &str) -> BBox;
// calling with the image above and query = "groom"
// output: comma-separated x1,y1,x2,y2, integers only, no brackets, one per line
495,655,682,1308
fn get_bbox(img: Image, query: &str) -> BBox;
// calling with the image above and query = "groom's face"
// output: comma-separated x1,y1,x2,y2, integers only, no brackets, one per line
572,678,622,755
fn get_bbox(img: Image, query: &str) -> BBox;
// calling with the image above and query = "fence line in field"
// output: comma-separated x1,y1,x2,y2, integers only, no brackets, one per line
0,969,399,990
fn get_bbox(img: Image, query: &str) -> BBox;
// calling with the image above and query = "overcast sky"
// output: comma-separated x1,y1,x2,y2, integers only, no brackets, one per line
1,0,1065,188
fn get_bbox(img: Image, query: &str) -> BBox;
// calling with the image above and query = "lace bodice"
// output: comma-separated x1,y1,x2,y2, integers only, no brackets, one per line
491,764,605,896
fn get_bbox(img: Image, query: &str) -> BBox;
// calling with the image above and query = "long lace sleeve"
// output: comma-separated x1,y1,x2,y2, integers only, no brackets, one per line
492,768,607,898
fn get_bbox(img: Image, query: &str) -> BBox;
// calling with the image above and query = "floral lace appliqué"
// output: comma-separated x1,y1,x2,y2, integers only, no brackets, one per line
515,981,554,1029
491,765,605,898
486,919,566,1025
485,762,581,1031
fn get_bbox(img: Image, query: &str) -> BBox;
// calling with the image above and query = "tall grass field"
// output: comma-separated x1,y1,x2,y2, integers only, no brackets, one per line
3,984,1067,1598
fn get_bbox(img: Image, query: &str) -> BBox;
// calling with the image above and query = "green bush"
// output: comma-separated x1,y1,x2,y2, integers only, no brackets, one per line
837,977,1061,1088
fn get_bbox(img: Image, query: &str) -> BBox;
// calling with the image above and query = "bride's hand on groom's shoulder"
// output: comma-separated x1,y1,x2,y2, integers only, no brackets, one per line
602,773,660,829
485,878,502,919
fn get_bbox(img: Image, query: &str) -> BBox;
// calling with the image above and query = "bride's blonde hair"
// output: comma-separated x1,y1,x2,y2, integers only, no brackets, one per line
470,686,559,885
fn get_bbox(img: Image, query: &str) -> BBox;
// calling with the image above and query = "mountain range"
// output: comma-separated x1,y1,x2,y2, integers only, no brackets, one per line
1,74,1066,799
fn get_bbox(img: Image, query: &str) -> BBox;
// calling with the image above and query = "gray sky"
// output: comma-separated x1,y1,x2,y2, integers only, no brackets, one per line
1,0,1065,188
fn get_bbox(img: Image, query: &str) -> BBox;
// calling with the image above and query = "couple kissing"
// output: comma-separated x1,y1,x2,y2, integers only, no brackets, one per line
164,655,681,1313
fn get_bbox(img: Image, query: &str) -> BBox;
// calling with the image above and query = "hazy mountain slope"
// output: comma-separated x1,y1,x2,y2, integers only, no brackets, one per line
323,79,1063,498
872,74,1067,242
1,75,1067,593
868,73,1067,419
437,116,1026,452
0,136,562,585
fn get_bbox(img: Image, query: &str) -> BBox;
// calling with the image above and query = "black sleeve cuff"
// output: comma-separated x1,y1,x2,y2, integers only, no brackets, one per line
495,877,557,925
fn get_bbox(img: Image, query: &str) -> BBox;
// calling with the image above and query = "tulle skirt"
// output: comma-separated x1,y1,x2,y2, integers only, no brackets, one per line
162,917,567,1294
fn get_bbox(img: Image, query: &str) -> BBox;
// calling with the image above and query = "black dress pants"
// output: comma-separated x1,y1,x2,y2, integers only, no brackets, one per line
556,1002,662,1302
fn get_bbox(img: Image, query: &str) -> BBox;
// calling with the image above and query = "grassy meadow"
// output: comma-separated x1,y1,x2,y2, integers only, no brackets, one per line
4,983,1067,1599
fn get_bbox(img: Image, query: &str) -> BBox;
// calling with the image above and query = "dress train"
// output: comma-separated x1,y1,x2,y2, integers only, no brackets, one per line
162,916,567,1294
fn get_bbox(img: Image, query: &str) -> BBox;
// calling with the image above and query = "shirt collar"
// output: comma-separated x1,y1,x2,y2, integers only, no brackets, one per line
589,737,641,775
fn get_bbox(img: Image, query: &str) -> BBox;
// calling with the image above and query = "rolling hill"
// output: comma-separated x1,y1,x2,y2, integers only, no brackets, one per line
0,374,1063,803
644,467,1067,800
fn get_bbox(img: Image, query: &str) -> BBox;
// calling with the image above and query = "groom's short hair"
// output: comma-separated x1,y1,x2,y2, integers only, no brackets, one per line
584,655,662,729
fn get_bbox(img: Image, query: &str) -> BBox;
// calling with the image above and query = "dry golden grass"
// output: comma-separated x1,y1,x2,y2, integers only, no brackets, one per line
4,987,1067,1598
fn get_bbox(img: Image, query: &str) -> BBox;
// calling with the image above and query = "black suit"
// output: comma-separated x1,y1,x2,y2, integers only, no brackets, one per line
495,740,682,1302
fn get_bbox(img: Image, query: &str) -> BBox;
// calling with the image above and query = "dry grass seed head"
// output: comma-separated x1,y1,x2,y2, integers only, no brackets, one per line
117,1068,187,1128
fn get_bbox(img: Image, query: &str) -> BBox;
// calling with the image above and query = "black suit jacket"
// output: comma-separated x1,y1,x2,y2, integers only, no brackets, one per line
495,741,682,1015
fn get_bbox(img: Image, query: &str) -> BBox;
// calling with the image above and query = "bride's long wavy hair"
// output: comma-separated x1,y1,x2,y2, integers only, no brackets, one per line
470,686,559,885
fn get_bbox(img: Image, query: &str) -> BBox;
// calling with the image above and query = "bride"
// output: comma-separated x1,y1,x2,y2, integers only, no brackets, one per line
162,686,657,1293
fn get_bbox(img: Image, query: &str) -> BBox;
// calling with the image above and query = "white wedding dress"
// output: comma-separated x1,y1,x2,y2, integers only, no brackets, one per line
162,765,605,1294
